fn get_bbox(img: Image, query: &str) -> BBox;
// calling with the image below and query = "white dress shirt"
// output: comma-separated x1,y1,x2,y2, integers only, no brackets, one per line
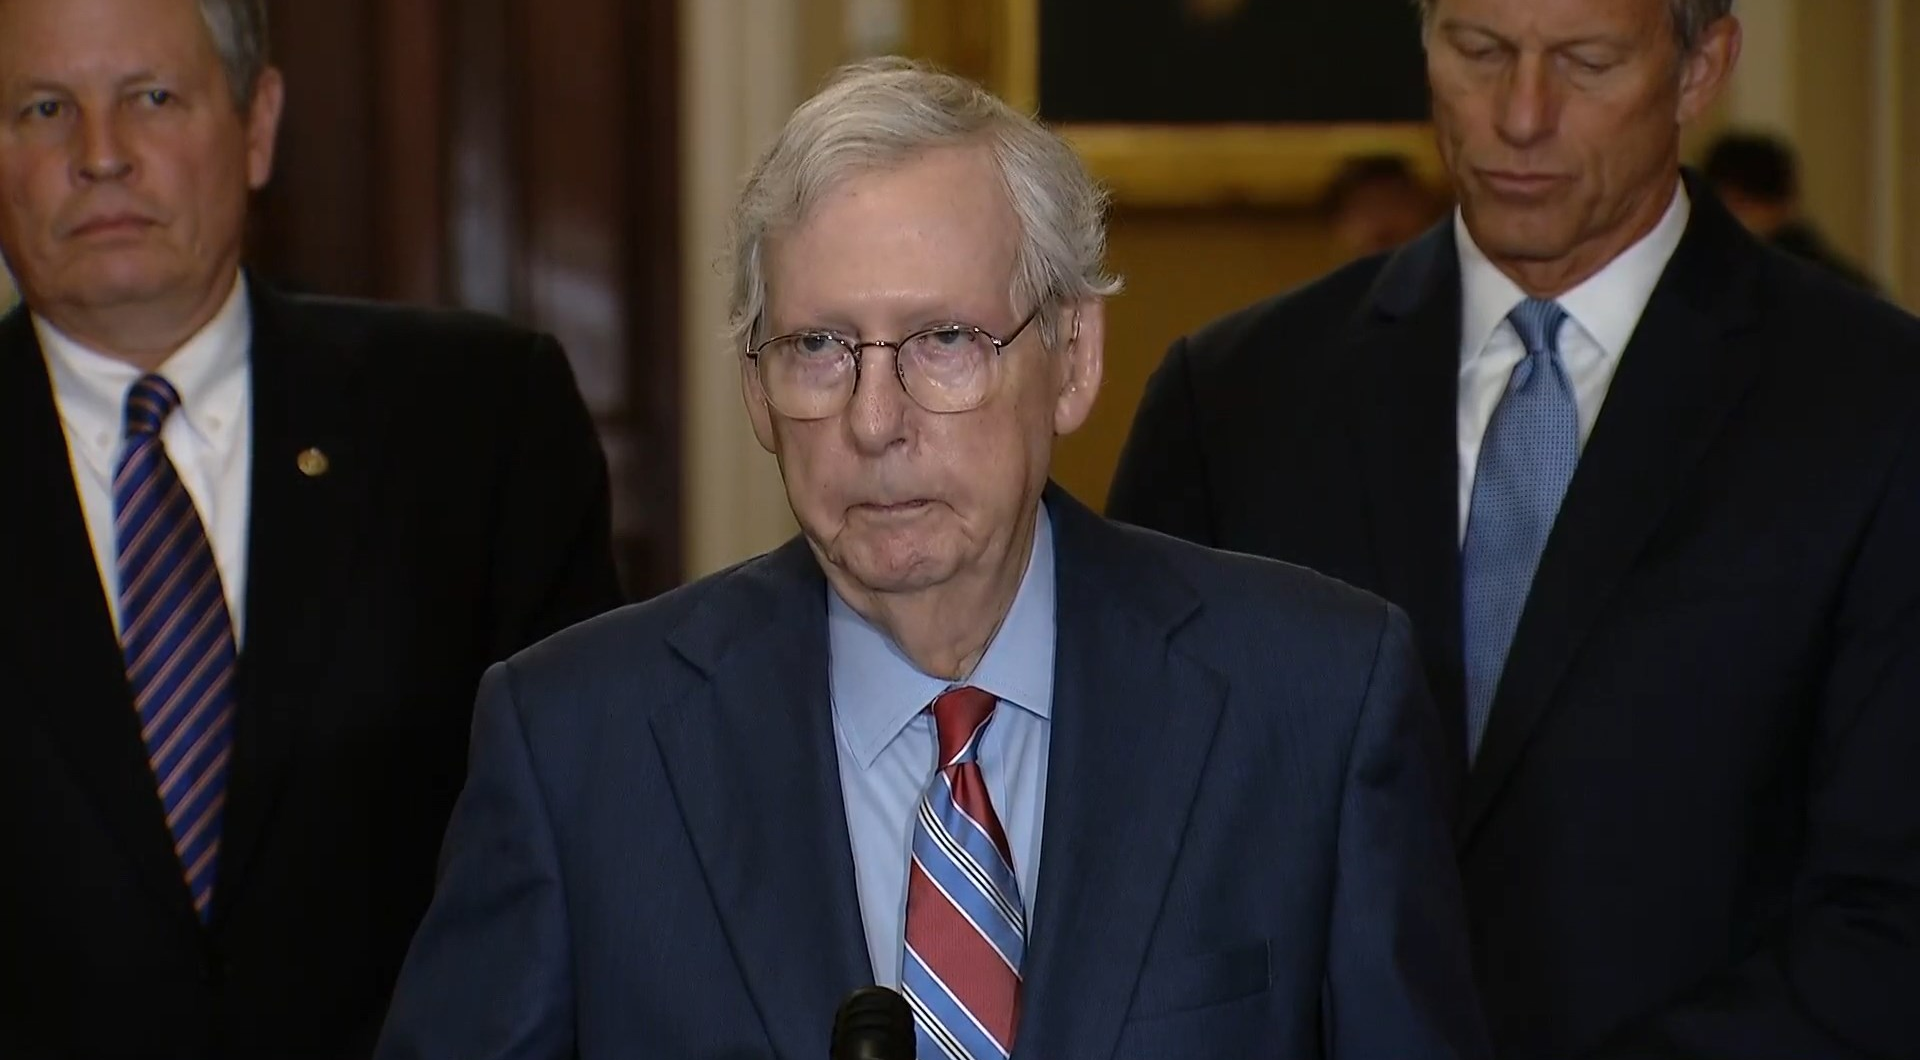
1455,181,1691,543
39,275,254,639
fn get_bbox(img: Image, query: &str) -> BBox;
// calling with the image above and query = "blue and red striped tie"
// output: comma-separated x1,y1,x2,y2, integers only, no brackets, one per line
114,374,236,922
903,686,1024,1060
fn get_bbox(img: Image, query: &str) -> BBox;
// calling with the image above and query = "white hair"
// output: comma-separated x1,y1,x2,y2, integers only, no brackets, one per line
727,57,1122,353
198,0,271,110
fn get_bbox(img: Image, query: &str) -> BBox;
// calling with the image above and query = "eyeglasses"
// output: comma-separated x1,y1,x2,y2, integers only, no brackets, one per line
745,307,1043,420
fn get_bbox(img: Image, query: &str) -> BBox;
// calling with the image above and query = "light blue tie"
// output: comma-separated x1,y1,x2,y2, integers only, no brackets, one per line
1462,299,1577,762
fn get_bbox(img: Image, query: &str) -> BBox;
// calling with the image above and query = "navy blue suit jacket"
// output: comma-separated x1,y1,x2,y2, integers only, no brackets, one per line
1109,178,1920,1059
375,489,1489,1059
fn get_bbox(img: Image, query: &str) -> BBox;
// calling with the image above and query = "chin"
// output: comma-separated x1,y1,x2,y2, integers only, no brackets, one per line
831,536,965,596
64,261,188,310
1464,212,1579,264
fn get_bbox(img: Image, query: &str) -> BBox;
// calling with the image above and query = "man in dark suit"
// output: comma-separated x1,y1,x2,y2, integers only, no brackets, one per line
0,1,622,1057
375,59,1488,1060
1110,1,1920,1058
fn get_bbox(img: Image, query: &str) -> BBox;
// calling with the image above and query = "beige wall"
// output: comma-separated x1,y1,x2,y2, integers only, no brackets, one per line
1054,210,1341,509
1792,3,1877,269
679,0,855,578
1718,0,1919,308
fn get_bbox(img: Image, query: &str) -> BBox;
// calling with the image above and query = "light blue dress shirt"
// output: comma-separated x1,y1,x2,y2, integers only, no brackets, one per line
830,505,1055,986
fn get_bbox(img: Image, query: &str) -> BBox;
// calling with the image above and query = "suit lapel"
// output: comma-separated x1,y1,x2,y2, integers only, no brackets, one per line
1342,227,1472,765
1460,187,1770,842
213,281,377,917
1015,490,1226,1060
651,538,872,1058
0,309,202,927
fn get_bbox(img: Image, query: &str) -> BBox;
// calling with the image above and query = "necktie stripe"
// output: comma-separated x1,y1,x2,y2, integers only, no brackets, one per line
150,691,224,781
909,854,1023,971
172,789,226,854
114,374,235,924
904,687,1023,1060
903,979,973,1060
136,573,226,689
936,771,1018,881
904,950,1014,1059
917,801,1024,935
120,538,209,652
138,638,228,748
112,458,175,532
124,513,210,610
118,511,199,612
154,709,228,798
921,787,1020,898
117,469,192,550
933,771,1013,867
163,745,231,831
112,435,165,489
143,660,233,745
126,567,222,683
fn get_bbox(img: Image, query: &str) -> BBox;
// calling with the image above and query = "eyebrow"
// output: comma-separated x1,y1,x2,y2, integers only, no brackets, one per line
9,68,169,96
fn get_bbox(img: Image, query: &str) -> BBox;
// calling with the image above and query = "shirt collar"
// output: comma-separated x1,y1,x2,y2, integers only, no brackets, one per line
830,502,1057,769
1456,179,1690,363
38,272,252,452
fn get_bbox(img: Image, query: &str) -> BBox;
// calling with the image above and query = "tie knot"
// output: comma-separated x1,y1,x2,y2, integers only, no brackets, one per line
929,685,997,766
123,374,182,438
1507,298,1569,359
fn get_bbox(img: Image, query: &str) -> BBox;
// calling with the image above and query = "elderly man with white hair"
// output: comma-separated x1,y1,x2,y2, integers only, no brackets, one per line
375,59,1489,1060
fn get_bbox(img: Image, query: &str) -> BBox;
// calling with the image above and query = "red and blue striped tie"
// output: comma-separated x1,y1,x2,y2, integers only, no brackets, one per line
114,374,236,922
903,686,1023,1060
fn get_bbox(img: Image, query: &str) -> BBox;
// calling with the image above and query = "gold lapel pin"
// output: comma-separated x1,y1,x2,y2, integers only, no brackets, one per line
296,447,331,478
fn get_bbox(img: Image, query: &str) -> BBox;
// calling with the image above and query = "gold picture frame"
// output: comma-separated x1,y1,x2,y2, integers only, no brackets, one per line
959,0,1445,208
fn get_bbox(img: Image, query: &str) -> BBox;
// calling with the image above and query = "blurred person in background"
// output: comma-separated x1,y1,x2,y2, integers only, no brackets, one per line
1323,152,1448,260
1704,129,1880,292
0,0,621,1056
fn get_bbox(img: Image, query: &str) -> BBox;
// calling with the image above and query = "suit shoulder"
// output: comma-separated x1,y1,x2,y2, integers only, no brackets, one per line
265,290,553,365
497,548,794,701
1758,252,1920,360
1178,253,1391,378
1113,520,1394,646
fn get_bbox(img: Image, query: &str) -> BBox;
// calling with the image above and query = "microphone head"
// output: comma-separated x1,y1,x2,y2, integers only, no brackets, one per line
831,985,916,1060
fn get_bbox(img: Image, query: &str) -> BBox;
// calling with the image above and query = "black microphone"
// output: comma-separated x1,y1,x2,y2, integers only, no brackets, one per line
831,985,916,1060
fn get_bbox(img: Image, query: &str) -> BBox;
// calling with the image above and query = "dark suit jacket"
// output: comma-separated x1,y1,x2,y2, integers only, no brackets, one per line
373,489,1490,1060
1107,180,1920,1059
0,282,623,1060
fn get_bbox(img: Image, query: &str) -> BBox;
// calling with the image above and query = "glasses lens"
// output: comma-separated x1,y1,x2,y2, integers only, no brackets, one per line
900,328,997,412
759,334,852,419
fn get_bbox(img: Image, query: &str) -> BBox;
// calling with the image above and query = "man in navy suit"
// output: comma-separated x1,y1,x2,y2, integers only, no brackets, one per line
376,58,1489,1060
1110,1,1920,1057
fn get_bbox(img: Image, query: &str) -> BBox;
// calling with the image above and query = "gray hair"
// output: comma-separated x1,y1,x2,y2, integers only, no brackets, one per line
198,0,271,110
727,57,1122,354
1414,0,1734,53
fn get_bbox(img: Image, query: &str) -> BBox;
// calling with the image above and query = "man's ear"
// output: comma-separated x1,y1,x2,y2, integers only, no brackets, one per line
1052,299,1105,436
244,67,286,190
1677,17,1741,125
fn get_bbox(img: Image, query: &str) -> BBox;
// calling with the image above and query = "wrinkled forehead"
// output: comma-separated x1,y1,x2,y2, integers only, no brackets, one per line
765,146,1024,327
0,0,220,93
1426,0,1675,43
